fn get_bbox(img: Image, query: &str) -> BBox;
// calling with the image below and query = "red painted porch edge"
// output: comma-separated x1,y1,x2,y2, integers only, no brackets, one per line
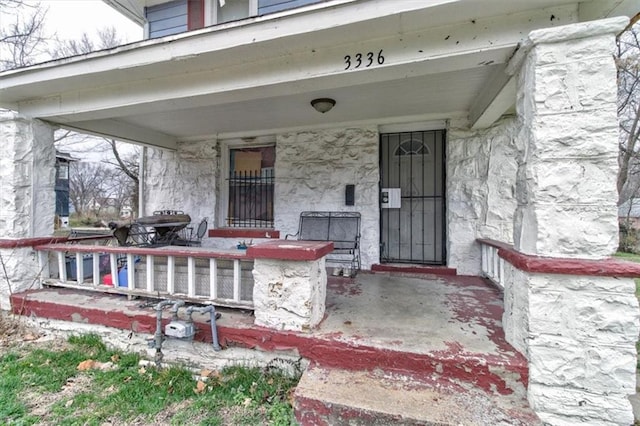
478,238,640,277
0,236,69,248
247,240,333,261
10,291,527,396
371,264,457,276
208,228,280,239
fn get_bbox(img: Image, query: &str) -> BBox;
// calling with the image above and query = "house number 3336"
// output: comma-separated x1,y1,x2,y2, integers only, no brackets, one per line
344,50,385,70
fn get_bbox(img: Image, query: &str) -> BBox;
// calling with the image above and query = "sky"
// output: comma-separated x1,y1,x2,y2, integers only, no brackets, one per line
32,0,142,44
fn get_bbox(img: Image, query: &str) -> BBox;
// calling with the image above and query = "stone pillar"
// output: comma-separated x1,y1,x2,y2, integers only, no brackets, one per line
0,111,56,310
249,241,330,332
511,18,625,259
505,17,639,425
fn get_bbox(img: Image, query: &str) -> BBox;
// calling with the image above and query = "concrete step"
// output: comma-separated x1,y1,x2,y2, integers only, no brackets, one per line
294,365,542,426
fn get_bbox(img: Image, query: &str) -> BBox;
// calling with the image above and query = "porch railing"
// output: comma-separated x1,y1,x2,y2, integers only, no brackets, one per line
478,239,505,289
33,241,255,309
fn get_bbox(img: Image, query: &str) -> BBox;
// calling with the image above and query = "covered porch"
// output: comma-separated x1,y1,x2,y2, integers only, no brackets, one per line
10,269,539,424
1,0,640,423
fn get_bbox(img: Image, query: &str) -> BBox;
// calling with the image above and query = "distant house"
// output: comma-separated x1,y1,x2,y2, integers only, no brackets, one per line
619,199,640,228
55,151,76,228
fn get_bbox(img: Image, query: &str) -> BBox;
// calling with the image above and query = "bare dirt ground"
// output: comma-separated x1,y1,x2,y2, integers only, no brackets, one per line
0,312,43,347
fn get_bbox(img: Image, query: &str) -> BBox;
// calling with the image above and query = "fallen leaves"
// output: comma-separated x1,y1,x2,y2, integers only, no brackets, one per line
77,359,116,371
194,380,207,394
192,369,223,394
23,332,39,341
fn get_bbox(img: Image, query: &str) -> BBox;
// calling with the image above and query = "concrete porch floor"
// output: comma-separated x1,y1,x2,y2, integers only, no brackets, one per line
10,271,540,424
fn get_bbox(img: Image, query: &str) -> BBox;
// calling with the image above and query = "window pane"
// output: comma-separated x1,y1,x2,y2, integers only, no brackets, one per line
228,146,275,228
217,0,250,24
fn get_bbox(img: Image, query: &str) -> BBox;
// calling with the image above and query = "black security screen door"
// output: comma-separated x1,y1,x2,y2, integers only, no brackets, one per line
380,130,446,264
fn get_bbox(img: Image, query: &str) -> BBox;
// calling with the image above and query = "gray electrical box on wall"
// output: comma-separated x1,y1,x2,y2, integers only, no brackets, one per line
345,184,355,206
381,188,401,208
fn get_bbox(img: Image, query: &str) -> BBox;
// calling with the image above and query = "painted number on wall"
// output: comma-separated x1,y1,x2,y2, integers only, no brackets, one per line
344,50,385,70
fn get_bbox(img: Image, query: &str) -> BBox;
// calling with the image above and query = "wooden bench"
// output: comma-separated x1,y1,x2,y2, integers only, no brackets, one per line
286,211,361,276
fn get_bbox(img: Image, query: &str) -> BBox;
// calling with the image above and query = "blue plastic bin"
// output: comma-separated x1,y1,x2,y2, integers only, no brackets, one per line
117,268,128,287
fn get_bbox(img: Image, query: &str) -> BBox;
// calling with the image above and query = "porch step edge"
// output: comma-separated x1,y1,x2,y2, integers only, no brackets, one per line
294,365,541,426
371,264,457,276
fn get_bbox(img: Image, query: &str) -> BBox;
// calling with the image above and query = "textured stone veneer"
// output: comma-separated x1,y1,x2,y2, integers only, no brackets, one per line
0,112,55,239
447,117,519,275
150,128,381,266
503,17,637,426
275,127,380,269
502,261,639,426
0,112,55,310
511,19,622,259
145,124,517,275
144,140,217,229
252,257,327,331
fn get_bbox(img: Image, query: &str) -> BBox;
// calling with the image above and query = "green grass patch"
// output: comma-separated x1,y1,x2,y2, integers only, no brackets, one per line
0,334,300,425
614,251,640,263
615,252,640,298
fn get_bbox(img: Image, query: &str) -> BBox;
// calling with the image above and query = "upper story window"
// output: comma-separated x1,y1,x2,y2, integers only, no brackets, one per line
56,161,69,180
146,0,327,39
213,0,254,24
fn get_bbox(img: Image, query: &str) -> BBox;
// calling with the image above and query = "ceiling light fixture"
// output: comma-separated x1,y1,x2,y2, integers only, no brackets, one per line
310,98,336,113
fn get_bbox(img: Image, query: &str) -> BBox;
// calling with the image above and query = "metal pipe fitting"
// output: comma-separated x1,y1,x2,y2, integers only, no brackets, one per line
185,305,222,351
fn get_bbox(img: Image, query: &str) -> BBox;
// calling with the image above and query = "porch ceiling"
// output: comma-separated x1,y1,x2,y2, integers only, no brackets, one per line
84,66,499,139
0,0,636,149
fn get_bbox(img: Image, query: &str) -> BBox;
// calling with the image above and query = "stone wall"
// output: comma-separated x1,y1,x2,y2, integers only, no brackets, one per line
143,140,217,228
144,122,522,273
447,118,519,275
502,262,639,425
274,127,380,269
0,248,41,311
0,112,55,310
252,258,327,331
146,129,380,266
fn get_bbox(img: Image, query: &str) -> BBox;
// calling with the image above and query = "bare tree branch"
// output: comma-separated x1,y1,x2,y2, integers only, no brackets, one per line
0,1,49,70
50,26,122,59
617,23,640,204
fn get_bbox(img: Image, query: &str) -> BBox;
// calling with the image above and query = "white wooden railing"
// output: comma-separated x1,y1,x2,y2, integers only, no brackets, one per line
478,239,505,289
34,242,255,309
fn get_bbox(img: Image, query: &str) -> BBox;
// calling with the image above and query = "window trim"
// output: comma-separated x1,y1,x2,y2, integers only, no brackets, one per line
218,136,276,230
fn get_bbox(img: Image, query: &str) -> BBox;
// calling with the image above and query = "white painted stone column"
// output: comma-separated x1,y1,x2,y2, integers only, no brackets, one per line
0,111,56,310
511,18,625,259
249,241,329,332
505,18,639,426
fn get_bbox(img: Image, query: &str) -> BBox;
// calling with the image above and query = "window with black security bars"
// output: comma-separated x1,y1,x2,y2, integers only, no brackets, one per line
227,146,275,228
